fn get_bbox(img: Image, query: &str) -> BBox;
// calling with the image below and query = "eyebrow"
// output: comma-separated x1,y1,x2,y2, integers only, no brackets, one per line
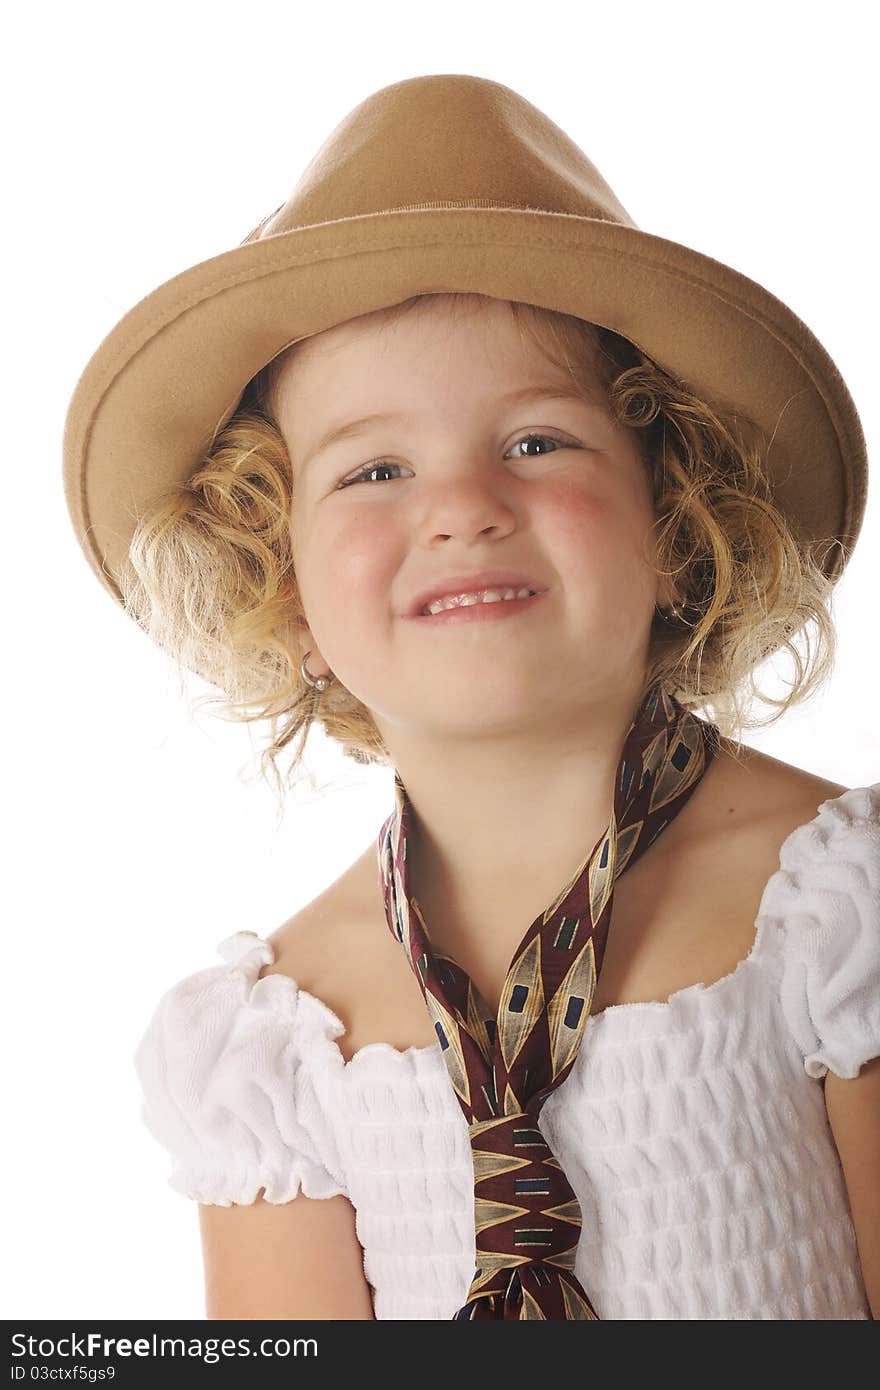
302,383,602,468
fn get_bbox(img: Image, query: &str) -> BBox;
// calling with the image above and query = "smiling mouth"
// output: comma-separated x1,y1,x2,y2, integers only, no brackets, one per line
410,589,547,624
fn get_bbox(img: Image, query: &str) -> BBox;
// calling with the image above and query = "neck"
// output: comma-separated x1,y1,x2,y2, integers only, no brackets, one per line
387,688,649,955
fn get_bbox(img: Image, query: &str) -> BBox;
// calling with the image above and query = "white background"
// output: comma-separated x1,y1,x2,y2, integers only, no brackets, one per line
4,0,877,1319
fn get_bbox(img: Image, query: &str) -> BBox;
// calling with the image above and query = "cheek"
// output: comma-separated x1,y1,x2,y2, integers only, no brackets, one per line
296,510,402,617
539,479,653,576
334,511,401,585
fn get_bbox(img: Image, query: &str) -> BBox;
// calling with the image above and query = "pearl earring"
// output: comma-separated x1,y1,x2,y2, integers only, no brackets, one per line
300,649,334,692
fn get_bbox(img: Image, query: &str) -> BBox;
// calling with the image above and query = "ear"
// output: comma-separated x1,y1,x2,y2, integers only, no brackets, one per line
277,606,308,654
278,609,332,677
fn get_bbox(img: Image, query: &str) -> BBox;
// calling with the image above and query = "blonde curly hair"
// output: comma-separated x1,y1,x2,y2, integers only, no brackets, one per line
121,292,838,807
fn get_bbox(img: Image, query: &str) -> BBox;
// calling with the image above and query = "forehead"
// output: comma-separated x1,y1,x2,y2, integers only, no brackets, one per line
269,297,607,415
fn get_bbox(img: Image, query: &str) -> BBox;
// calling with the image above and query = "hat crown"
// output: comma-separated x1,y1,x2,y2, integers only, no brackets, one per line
242,74,637,242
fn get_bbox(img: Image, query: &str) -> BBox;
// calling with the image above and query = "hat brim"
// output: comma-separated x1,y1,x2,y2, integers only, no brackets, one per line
63,207,867,614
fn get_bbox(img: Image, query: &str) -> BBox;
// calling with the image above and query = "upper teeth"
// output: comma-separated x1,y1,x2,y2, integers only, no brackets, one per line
422,586,535,616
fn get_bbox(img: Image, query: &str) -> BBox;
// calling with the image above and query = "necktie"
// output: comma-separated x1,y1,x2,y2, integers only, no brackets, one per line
376,684,720,1319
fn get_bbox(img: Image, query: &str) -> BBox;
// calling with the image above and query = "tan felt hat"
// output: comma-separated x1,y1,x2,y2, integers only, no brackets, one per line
62,72,868,627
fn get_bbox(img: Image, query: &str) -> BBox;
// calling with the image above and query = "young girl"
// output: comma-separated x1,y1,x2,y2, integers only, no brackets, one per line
63,74,879,1320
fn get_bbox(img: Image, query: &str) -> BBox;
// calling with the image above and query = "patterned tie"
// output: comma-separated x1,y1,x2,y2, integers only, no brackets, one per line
376,683,720,1320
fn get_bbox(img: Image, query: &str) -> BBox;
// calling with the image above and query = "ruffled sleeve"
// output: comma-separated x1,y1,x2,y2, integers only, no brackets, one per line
764,783,880,1080
132,930,348,1205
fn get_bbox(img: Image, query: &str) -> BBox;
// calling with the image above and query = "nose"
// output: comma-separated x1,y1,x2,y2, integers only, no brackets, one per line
414,464,518,544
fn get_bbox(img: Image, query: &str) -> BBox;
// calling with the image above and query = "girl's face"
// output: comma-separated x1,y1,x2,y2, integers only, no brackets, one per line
274,299,672,746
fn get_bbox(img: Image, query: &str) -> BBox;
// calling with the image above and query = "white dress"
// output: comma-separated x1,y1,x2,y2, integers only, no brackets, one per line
134,784,880,1319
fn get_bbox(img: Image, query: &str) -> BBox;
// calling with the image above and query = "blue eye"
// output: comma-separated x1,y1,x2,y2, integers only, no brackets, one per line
508,432,572,459
337,431,574,488
338,459,408,488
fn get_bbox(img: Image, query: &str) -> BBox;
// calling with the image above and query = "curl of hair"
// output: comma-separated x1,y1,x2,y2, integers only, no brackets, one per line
120,292,838,809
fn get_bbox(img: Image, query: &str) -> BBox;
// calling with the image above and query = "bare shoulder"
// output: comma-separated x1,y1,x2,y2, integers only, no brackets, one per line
257,843,431,1059
592,737,853,1014
259,844,376,992
694,733,851,890
712,735,850,828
